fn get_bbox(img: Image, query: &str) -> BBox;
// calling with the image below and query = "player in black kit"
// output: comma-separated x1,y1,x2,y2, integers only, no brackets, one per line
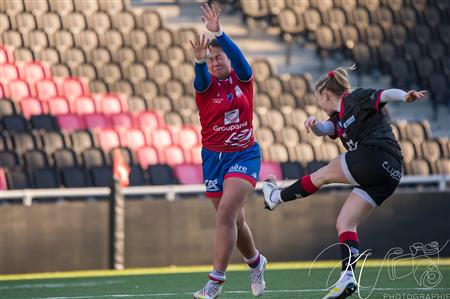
262,65,426,299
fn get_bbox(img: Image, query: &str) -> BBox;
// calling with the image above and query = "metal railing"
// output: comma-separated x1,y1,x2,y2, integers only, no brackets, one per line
1,175,449,206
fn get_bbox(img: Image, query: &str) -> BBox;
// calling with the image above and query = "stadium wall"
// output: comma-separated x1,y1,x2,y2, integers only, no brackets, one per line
1,191,449,274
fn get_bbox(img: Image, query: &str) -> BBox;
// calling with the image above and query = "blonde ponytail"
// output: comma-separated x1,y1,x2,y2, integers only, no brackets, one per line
314,64,356,96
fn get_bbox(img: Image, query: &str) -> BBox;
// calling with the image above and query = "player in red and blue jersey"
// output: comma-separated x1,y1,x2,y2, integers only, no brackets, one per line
190,3,266,299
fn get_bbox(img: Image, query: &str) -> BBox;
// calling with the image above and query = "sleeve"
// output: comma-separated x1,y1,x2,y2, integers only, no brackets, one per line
327,114,339,140
379,89,407,103
216,32,252,82
311,120,336,136
352,88,385,111
193,62,212,93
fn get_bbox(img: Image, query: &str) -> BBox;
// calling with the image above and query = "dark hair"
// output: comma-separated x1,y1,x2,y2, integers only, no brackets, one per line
209,38,222,50
314,64,356,96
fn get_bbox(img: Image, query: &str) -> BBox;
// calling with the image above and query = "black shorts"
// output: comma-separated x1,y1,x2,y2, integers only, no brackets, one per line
341,146,402,206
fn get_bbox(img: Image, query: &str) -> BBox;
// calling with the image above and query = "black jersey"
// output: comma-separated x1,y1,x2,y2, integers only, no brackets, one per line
328,88,403,160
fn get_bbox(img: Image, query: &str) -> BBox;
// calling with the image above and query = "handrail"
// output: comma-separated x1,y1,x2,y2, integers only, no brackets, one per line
0,175,448,206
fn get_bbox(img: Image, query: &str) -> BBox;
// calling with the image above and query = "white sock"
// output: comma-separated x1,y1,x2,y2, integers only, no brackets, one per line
271,190,282,203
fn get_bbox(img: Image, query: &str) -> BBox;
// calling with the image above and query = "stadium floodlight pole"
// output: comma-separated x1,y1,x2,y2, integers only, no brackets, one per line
109,178,125,270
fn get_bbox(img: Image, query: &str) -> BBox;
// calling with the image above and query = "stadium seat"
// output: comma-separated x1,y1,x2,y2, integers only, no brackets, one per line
0,151,19,168
137,146,159,169
190,145,202,165
0,63,20,85
0,168,7,190
280,161,306,179
162,145,185,165
260,161,283,181
97,128,120,151
151,127,173,149
73,95,96,114
406,159,431,175
41,131,65,154
435,159,450,175
10,132,36,155
62,11,86,34
56,114,84,130
174,164,203,185
109,112,133,129
70,130,95,153
84,113,109,129
138,11,161,33
24,149,49,171
48,0,74,17
88,47,111,68
8,79,31,101
2,115,28,133
111,11,135,35
129,165,147,186
255,127,275,149
60,167,90,187
21,62,48,85
35,79,58,101
120,128,147,151
61,47,85,69
6,168,31,189
291,142,315,165
99,94,125,114
148,164,178,185
90,166,113,187
60,77,85,100
81,147,106,168
30,115,58,131
33,168,60,188
267,143,289,162
53,148,78,169
0,45,12,64
38,12,62,35
19,97,44,118
2,30,23,48
0,98,17,116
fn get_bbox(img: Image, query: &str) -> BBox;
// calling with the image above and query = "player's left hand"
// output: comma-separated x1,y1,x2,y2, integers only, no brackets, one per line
404,90,427,103
200,3,221,33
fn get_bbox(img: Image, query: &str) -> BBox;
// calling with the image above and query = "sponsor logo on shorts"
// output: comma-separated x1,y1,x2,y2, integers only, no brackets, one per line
205,179,219,191
382,161,401,181
229,164,247,173
346,139,358,151
224,108,239,125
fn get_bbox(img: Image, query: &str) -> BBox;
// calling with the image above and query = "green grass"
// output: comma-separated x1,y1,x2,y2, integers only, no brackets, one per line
1,265,449,298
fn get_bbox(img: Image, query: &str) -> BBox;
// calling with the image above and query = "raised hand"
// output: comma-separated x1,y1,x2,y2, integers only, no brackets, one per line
304,116,318,133
200,3,221,33
404,90,427,103
189,34,210,61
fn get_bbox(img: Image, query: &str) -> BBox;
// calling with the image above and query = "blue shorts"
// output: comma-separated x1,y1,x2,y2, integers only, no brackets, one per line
201,142,261,198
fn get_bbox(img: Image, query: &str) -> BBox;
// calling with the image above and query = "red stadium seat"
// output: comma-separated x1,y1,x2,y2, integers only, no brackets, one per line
48,96,71,115
0,46,13,64
162,145,185,165
99,94,124,114
84,113,109,129
260,161,283,181
35,79,58,101
59,77,86,100
56,114,84,131
0,168,7,190
136,110,161,131
8,79,31,101
97,128,120,151
120,128,146,150
174,164,203,184
190,145,202,165
151,127,172,149
0,63,19,84
20,97,44,118
110,112,133,129
137,146,159,169
0,83,5,98
21,62,48,85
73,95,96,114
177,125,199,150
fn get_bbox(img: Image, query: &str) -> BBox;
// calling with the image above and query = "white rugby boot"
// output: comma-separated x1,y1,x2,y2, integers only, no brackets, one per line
249,254,268,296
193,280,223,299
322,273,357,299
263,176,281,211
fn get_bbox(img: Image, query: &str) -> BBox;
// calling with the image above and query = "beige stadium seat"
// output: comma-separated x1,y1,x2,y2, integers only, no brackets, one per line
407,159,430,175
124,29,148,50
61,47,85,69
399,140,416,163
127,95,147,113
51,63,71,78
87,11,111,34
254,93,272,111
48,0,74,17
114,46,136,68
50,29,74,52
173,94,197,116
99,29,123,52
112,11,135,35
99,0,124,15
265,109,285,132
24,29,48,52
276,126,300,149
252,59,273,82
273,92,296,109
37,12,61,35
3,0,24,17
172,62,195,87
24,0,49,16
74,29,99,52
13,47,34,62
241,0,269,18
151,28,173,51
149,62,172,87
111,79,134,97
267,0,286,17
88,47,111,68
164,111,184,126
175,28,197,49
135,79,159,100
100,62,122,85
138,11,161,33
73,0,98,17
2,30,23,48
163,46,186,67
138,46,161,67
283,108,308,128
89,79,108,94
291,142,315,165
62,12,86,35
38,47,60,64
283,74,308,99
278,8,305,35
75,63,97,81
420,140,442,163
1,12,11,32
255,127,275,149
435,159,450,174
313,141,340,161
268,143,290,162
125,62,147,85
152,95,172,114
164,79,184,100
261,76,283,99
15,12,37,34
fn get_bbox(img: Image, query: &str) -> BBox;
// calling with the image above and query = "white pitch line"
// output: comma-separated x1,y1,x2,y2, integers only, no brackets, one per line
0,280,127,290
29,288,450,299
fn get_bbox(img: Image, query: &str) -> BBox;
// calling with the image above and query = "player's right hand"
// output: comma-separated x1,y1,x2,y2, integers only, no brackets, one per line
189,34,210,61
304,116,318,133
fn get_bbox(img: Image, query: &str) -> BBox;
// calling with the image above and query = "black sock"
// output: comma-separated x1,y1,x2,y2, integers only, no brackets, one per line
280,175,318,202
339,231,359,272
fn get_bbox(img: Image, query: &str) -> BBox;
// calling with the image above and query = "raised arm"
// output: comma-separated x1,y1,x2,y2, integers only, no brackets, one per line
380,89,427,103
201,3,252,81
190,34,211,93
304,116,336,136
